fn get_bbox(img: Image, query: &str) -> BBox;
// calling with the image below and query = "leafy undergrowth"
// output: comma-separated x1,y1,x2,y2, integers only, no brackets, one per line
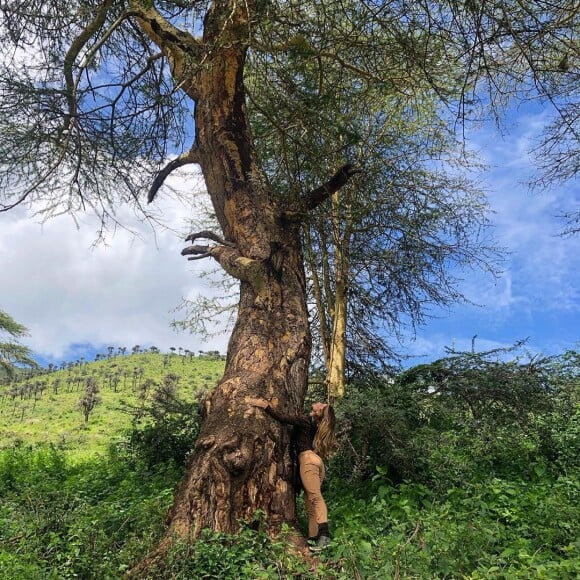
0,445,180,579
0,444,577,579
1,348,578,578
324,473,579,579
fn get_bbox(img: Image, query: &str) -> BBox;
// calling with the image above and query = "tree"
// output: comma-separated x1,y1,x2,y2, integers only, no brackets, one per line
0,309,37,379
248,57,499,397
78,376,101,423
0,0,576,564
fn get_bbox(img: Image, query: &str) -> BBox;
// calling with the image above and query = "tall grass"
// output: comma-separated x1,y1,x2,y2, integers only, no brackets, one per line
0,352,578,578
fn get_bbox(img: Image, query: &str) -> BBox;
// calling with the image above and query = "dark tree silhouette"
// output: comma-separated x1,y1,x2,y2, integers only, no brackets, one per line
0,309,37,379
78,377,101,423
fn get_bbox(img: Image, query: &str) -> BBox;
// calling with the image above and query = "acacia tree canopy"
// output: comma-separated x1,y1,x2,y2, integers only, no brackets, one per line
0,0,576,217
249,48,500,377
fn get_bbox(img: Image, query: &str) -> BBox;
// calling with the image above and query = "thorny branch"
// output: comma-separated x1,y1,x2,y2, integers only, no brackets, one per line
181,231,267,285
304,164,361,211
148,148,201,202
62,0,115,133
184,230,236,247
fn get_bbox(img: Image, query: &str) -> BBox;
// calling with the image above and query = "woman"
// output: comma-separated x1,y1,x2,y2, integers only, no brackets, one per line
247,398,337,551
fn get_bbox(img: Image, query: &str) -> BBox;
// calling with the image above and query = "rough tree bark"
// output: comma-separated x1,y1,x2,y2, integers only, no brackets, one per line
129,0,357,551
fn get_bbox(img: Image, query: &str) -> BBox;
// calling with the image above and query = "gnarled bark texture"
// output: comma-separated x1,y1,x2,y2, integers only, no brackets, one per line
129,0,356,549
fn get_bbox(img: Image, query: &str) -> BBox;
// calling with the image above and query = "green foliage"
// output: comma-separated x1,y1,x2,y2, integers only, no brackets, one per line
124,376,202,467
320,473,579,579
0,348,577,578
145,520,312,579
0,309,38,380
334,346,579,489
0,444,181,579
1,440,576,578
332,376,421,483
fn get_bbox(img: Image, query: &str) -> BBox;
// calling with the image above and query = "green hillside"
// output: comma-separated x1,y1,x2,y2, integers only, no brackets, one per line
0,348,578,578
0,352,225,455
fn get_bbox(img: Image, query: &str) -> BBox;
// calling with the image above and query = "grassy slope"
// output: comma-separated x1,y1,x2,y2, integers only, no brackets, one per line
0,353,578,578
0,353,225,456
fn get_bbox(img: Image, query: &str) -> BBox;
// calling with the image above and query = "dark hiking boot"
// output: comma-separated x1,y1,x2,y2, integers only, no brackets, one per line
309,534,331,552
308,523,331,552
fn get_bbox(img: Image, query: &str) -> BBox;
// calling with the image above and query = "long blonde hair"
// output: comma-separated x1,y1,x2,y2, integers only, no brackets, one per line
312,405,337,460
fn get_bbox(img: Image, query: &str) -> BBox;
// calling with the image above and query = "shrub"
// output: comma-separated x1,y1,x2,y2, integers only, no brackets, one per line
123,380,201,467
0,444,181,578
333,347,579,490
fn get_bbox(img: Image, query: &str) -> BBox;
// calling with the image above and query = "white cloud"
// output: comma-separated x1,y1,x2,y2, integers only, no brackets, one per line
465,109,580,317
0,169,230,362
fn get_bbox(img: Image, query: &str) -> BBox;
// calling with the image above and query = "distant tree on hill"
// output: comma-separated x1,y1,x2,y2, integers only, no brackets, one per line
78,377,101,423
0,309,37,380
110,372,121,393
132,367,145,390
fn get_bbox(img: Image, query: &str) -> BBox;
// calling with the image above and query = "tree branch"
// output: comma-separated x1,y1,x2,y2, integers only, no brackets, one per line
62,0,115,132
304,164,361,212
148,148,201,203
184,230,235,247
181,245,212,261
181,242,266,292
181,241,266,286
129,0,202,90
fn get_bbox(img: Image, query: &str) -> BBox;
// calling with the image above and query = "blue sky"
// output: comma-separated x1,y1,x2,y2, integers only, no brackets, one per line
404,105,578,364
0,104,578,369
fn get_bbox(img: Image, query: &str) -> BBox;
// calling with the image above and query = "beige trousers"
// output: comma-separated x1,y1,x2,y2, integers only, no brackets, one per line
299,450,328,538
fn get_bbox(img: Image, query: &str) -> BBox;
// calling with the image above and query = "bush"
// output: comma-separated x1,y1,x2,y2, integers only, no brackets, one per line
320,471,579,579
333,348,580,491
332,379,422,484
0,444,181,578
123,380,201,467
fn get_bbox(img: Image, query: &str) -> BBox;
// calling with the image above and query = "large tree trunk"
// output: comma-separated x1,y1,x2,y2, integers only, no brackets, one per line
162,5,311,538
168,273,311,536
129,1,356,551
171,66,312,532
168,272,311,537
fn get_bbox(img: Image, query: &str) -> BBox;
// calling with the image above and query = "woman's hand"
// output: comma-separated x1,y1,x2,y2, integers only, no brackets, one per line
246,397,269,409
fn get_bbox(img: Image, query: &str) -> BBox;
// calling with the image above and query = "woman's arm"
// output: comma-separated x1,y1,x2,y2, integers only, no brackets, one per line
247,398,310,428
